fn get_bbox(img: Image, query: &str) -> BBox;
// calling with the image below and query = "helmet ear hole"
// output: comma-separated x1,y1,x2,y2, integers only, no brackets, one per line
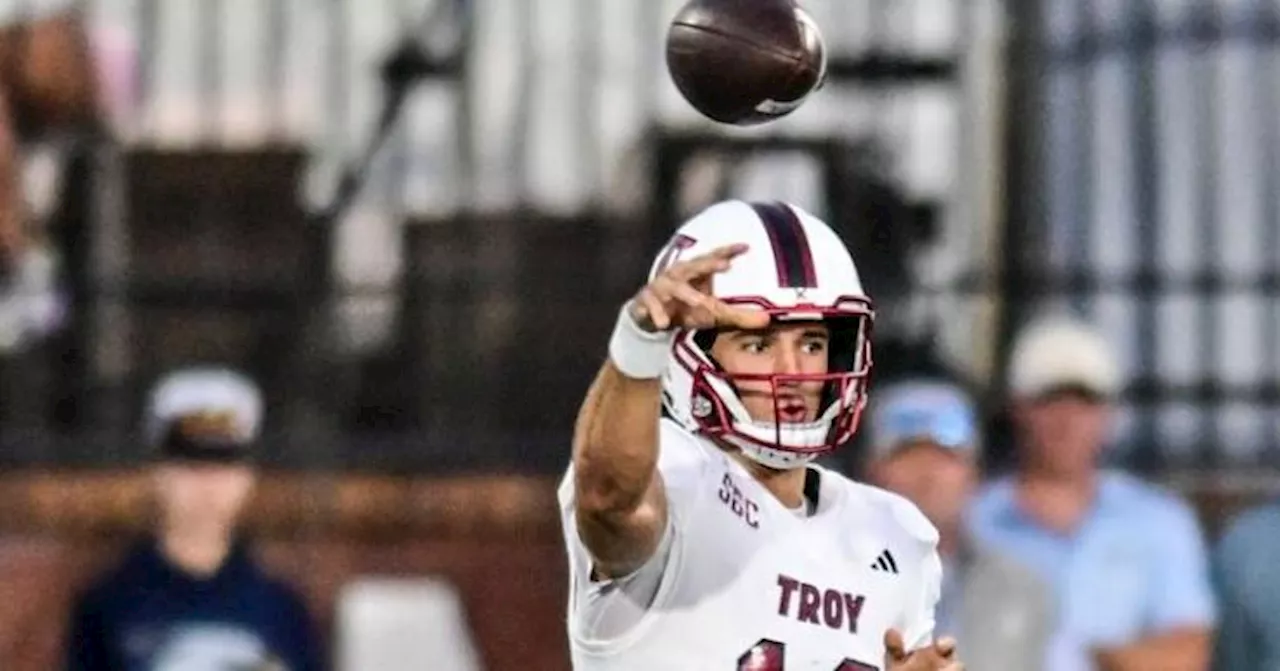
692,329,717,355
819,316,866,412
826,316,864,373
692,330,730,376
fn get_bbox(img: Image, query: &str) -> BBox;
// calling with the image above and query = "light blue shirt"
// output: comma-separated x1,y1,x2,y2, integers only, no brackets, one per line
968,471,1216,671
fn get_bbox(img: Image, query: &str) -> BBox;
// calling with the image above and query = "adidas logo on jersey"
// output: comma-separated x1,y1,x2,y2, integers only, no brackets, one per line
870,550,898,575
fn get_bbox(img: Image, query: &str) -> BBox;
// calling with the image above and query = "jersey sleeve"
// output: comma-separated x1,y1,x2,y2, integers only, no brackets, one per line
875,489,942,651
903,547,943,651
558,419,712,641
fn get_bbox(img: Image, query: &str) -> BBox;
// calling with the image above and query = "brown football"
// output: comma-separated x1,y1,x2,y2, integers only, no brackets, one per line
666,0,827,126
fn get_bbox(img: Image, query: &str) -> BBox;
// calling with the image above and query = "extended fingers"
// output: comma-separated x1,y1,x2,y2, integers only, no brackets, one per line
667,279,711,310
709,301,770,330
665,244,750,281
633,288,670,330
637,271,716,331
636,243,774,332
704,242,750,261
883,629,907,661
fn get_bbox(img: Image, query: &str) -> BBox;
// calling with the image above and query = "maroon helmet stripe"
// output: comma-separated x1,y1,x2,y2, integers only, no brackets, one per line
750,202,818,288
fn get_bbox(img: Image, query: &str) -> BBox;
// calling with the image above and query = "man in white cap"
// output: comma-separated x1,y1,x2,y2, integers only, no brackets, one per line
968,317,1215,671
65,367,323,671
865,378,1053,671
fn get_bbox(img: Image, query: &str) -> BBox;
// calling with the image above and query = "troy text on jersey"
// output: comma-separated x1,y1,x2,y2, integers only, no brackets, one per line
776,574,866,633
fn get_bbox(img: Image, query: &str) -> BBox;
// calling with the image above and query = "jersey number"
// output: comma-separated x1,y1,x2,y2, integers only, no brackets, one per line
736,639,878,671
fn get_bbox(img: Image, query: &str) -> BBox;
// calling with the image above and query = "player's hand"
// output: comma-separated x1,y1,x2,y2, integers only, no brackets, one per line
629,243,770,334
884,629,964,671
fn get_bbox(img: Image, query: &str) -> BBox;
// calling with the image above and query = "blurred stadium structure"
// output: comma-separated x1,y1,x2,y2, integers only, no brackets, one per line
1005,0,1280,478
0,0,1277,668
0,0,1007,472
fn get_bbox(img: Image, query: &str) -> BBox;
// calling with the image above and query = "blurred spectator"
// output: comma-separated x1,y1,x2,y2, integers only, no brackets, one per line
865,378,1053,671
0,2,105,262
64,367,324,671
1211,500,1280,671
969,317,1216,671
0,237,60,353
0,1,122,356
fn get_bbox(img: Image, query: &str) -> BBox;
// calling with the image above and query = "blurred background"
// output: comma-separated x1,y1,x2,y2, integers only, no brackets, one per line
0,0,1275,668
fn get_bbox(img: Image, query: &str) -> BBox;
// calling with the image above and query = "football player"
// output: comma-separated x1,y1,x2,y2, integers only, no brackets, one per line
559,200,963,670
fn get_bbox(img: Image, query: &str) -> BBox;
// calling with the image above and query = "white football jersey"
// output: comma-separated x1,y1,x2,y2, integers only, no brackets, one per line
559,419,943,671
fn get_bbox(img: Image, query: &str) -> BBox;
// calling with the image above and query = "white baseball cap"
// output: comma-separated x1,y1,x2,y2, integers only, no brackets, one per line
1008,317,1121,400
144,367,263,459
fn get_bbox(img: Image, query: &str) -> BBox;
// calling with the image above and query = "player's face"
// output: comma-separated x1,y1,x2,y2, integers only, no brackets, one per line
710,322,829,424
870,441,975,534
154,461,257,531
1017,389,1110,477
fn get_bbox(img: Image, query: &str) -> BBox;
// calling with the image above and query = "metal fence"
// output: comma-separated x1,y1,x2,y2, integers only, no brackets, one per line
1001,0,1280,476
0,0,1004,472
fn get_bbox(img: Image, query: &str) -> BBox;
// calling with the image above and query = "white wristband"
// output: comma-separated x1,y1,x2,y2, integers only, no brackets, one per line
608,302,673,379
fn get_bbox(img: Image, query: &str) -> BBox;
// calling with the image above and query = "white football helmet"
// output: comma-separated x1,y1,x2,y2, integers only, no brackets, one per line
653,200,874,470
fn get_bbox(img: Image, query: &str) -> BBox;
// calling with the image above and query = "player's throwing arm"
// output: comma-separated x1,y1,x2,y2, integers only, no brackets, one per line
562,199,965,670
571,244,767,579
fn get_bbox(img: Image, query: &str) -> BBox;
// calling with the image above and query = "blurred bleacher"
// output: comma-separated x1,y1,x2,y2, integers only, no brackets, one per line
0,0,1274,517
1,0,1000,474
